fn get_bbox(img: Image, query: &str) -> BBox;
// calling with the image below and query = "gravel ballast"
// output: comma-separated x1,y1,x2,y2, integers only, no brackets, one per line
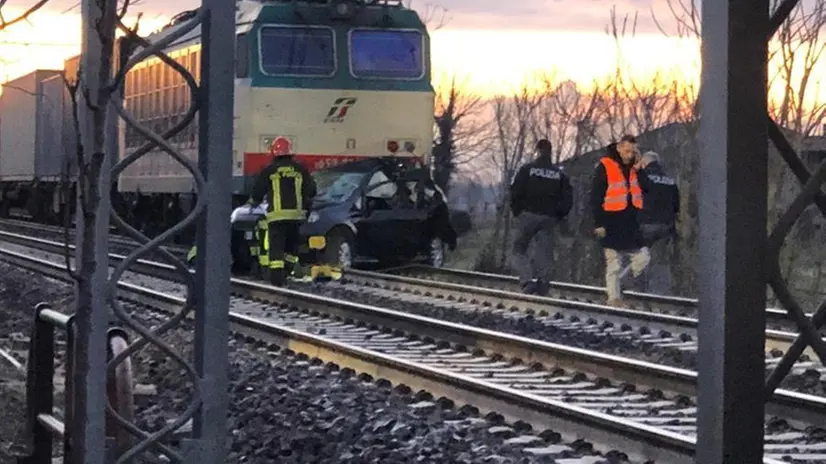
1,234,824,397
293,280,826,397
0,259,628,463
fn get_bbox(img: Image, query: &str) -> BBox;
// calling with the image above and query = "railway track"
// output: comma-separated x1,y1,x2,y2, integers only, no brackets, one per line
0,236,825,462
1,229,824,382
386,264,815,322
339,268,819,358
0,217,189,260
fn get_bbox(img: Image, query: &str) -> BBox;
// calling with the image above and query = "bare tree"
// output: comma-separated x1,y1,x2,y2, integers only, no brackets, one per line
769,0,826,139
653,0,826,138
532,74,609,162
476,82,543,271
604,8,689,136
432,74,485,192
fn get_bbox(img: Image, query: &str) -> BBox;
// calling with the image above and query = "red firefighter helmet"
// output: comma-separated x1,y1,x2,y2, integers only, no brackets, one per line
270,136,292,156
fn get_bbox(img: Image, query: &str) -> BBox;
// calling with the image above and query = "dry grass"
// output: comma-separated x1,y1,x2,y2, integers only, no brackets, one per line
445,216,498,271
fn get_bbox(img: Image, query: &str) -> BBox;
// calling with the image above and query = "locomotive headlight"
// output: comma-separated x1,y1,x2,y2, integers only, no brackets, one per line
307,211,320,223
336,3,350,15
404,141,416,153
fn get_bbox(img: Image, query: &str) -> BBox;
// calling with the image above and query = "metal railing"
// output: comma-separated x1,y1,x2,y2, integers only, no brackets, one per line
16,302,136,463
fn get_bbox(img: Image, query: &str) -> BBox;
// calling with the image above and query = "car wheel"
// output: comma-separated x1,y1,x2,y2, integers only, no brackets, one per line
325,230,354,269
427,237,446,268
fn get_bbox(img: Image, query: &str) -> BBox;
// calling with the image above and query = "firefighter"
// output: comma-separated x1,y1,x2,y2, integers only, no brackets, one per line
249,141,317,286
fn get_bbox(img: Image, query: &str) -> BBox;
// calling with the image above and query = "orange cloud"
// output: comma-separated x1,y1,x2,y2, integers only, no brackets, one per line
430,29,700,97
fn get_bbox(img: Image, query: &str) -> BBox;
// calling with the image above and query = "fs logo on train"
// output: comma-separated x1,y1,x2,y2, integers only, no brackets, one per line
324,97,357,123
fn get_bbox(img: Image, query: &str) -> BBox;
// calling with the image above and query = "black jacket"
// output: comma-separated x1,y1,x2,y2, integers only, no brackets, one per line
589,150,644,250
510,156,573,218
251,155,317,216
638,161,680,226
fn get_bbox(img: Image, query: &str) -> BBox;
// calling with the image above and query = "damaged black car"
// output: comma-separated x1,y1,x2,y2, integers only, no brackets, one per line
300,157,458,269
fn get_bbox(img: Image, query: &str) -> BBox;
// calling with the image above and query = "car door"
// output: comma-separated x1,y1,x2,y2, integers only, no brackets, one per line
393,170,431,255
356,173,404,261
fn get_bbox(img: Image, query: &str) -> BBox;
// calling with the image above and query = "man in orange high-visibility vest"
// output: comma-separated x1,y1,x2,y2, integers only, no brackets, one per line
589,134,650,306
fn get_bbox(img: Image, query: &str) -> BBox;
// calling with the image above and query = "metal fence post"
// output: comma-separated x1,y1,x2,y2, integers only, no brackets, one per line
63,316,76,462
191,0,235,459
697,0,769,461
21,304,56,464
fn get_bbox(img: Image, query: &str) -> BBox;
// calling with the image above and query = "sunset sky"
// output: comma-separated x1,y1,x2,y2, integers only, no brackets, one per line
0,0,704,96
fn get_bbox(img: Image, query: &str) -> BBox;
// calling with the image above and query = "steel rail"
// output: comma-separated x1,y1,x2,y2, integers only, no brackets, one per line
0,218,188,258
386,264,806,321
0,245,816,464
0,231,807,357
342,268,812,356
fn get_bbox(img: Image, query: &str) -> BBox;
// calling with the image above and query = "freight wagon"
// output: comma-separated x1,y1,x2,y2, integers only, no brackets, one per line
0,0,435,237
0,70,76,223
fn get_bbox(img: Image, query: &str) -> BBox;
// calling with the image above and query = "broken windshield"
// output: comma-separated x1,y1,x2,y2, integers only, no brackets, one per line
313,171,367,204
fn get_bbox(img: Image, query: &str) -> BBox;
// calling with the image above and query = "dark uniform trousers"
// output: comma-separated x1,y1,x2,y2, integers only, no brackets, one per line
257,164,308,285
258,220,302,284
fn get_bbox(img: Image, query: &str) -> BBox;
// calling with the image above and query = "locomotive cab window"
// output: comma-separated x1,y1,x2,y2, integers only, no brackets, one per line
349,29,424,79
259,26,335,76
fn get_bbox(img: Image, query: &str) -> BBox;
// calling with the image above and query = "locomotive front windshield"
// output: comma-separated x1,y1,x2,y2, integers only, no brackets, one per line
259,26,335,76
349,29,424,79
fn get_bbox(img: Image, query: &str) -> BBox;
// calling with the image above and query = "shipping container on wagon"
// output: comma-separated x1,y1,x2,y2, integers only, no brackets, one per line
39,74,76,179
0,69,63,182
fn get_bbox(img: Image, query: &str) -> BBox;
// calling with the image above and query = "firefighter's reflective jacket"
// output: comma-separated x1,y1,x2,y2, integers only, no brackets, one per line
250,155,317,222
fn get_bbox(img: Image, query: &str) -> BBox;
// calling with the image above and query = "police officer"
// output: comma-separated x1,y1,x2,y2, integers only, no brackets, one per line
637,151,679,294
249,141,317,286
590,135,650,306
509,139,573,295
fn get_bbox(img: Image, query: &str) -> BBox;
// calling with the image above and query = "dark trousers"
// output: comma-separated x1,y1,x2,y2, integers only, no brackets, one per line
265,220,302,285
639,222,676,295
511,212,556,289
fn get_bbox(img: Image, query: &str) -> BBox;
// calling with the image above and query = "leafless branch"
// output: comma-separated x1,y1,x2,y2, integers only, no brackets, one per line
404,0,450,30
650,0,700,39
651,0,826,138
0,0,51,32
602,9,693,138
431,74,488,190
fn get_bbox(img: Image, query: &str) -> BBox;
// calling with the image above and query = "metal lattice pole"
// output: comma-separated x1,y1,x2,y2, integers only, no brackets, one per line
699,0,826,460
696,0,769,461
191,0,235,457
74,0,234,462
763,0,826,395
